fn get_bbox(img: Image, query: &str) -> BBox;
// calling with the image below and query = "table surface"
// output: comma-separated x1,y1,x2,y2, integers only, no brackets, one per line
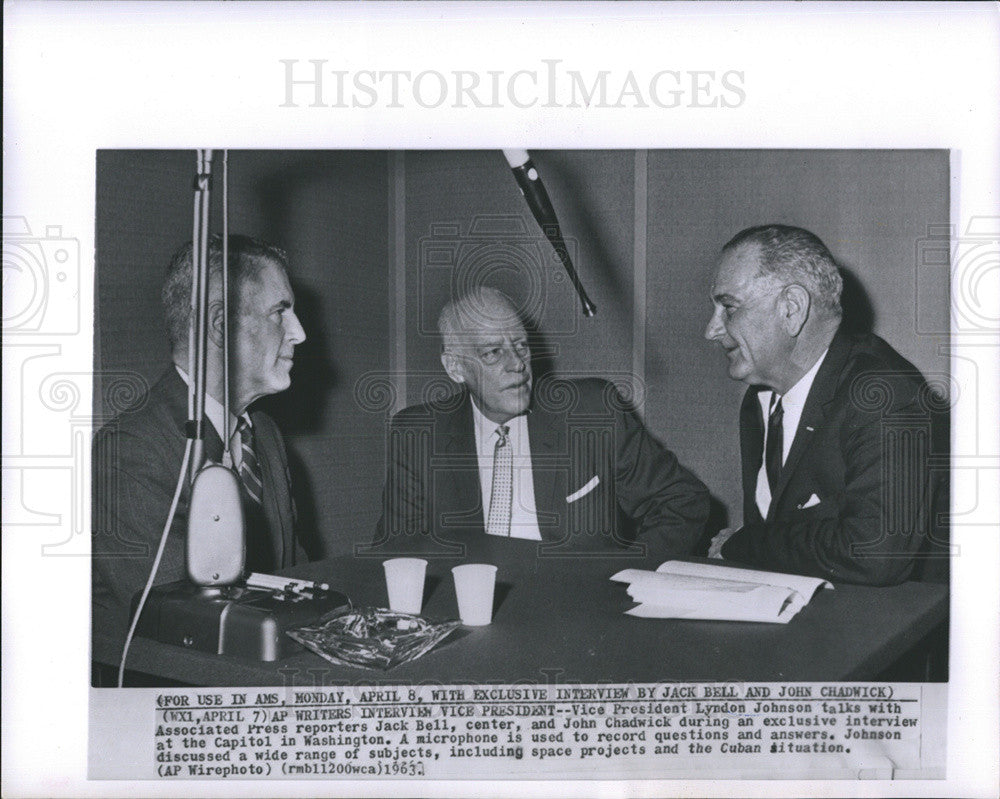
94,538,948,686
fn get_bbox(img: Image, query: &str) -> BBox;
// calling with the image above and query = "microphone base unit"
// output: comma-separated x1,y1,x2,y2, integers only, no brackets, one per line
131,580,351,662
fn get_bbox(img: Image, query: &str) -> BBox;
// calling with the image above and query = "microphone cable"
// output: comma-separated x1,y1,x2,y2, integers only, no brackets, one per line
117,439,193,687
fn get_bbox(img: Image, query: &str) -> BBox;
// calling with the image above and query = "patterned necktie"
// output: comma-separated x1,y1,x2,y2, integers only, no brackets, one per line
765,394,784,493
486,425,512,537
236,418,264,505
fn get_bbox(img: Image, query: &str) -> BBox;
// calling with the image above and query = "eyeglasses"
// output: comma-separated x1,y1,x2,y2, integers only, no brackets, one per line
456,340,531,367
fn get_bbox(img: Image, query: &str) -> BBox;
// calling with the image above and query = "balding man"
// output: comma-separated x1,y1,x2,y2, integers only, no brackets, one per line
373,287,709,560
93,235,308,643
705,224,944,585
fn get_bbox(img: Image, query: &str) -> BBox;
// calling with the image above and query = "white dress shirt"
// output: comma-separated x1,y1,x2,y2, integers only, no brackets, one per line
174,365,249,468
471,401,542,540
754,349,828,518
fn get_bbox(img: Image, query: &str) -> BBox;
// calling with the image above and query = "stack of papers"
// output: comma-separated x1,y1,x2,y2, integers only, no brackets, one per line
609,561,832,624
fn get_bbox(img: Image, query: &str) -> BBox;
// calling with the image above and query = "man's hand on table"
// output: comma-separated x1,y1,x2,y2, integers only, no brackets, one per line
708,527,736,559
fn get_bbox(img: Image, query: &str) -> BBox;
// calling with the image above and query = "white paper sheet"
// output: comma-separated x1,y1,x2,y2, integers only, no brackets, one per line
654,560,832,598
610,561,833,623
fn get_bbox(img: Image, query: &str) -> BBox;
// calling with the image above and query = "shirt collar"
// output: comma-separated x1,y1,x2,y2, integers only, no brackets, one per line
470,396,527,442
779,348,829,409
174,365,248,441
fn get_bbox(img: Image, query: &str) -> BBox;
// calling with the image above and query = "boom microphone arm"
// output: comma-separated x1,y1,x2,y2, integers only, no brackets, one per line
502,149,597,317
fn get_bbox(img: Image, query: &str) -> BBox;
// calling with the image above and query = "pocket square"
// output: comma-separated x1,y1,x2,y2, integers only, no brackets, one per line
566,475,600,503
797,493,822,510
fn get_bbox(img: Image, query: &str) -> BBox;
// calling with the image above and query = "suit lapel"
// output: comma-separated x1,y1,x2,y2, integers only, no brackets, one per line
438,394,484,534
160,366,225,464
769,330,852,517
203,422,225,465
161,367,191,442
527,403,563,542
249,413,291,567
740,387,765,524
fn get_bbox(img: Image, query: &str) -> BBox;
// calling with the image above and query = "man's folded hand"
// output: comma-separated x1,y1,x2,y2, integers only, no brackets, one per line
708,527,736,559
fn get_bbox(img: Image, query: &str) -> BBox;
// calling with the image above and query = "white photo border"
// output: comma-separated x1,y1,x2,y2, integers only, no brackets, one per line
3,2,998,798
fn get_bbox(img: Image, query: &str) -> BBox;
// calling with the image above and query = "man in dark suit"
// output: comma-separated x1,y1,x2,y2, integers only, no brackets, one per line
372,287,709,560
705,224,946,585
92,235,308,644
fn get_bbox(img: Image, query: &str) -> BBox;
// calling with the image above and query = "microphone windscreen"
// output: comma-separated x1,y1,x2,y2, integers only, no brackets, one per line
502,149,530,169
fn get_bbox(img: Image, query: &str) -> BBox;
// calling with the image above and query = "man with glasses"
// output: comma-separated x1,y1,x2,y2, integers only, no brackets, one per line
704,224,946,585
373,286,709,559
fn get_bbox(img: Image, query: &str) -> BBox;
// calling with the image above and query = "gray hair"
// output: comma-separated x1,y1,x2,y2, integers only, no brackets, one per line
161,234,290,352
724,224,843,315
437,286,522,351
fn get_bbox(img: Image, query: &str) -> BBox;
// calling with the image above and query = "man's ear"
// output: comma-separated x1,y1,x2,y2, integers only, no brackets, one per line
441,352,465,384
780,284,811,337
208,300,225,348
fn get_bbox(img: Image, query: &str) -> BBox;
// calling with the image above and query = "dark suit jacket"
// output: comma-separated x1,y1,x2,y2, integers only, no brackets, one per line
371,377,709,561
92,367,302,643
721,331,949,586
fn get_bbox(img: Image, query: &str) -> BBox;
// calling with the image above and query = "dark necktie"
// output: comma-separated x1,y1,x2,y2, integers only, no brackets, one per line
236,418,264,505
486,425,512,537
765,394,784,493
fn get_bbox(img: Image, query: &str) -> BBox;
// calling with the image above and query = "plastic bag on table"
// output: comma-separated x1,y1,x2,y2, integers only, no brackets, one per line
287,606,461,670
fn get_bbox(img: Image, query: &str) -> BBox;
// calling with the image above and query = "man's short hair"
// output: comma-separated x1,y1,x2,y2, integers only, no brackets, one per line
162,234,290,352
723,224,843,314
437,286,522,352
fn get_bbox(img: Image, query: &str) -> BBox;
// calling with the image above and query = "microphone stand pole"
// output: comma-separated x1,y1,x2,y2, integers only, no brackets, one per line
188,149,213,482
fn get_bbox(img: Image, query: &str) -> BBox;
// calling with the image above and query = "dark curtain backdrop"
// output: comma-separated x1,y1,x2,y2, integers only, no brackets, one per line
95,149,949,556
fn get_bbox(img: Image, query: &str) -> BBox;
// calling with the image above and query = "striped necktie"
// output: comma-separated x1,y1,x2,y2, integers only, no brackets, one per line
236,418,264,505
486,424,512,537
765,394,784,493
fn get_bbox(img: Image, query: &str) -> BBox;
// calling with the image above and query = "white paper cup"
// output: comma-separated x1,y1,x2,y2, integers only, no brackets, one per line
382,558,427,614
451,564,498,626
